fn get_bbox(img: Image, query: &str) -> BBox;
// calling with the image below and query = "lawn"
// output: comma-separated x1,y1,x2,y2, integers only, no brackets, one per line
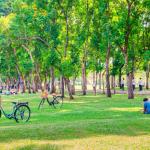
0,93,150,150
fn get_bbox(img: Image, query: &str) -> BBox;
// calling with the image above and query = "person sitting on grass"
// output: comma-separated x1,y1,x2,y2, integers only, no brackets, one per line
10,88,17,95
143,98,150,114
5,90,11,95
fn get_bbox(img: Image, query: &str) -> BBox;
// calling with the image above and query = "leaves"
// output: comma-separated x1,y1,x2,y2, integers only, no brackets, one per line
0,0,149,82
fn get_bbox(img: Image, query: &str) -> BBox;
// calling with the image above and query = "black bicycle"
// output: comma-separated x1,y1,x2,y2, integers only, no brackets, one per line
38,95,64,109
0,96,31,123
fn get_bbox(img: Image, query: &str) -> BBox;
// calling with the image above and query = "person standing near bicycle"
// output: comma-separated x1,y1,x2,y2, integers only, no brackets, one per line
41,89,49,100
38,89,49,109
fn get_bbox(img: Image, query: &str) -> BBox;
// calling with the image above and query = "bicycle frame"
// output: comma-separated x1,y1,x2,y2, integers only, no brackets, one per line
0,104,15,119
38,95,63,109
0,96,16,119
0,96,31,123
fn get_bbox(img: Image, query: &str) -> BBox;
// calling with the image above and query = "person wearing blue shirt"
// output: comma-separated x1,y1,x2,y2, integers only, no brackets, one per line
143,98,150,114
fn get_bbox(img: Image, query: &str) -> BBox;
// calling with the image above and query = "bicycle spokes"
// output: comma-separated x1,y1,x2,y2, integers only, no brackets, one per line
15,105,30,123
38,96,63,109
54,100,59,104
53,97,63,109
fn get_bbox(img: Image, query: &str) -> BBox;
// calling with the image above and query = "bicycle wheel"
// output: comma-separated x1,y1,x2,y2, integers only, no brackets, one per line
14,105,30,123
53,96,63,109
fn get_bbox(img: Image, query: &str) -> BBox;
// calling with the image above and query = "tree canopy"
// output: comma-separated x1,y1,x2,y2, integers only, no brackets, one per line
0,0,149,99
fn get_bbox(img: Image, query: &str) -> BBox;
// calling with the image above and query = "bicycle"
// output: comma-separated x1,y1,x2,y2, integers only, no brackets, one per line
0,96,31,123
38,95,64,109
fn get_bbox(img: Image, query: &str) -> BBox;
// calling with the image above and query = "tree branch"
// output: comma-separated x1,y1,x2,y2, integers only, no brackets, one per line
18,36,49,47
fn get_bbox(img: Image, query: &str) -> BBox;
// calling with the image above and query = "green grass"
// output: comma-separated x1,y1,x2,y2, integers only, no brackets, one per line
0,93,150,150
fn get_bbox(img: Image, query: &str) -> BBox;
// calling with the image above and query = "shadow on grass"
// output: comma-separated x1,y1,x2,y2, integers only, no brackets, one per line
16,144,67,150
0,94,149,144
0,110,150,144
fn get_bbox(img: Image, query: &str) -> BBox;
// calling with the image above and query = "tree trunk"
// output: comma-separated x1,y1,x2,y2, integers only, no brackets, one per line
114,75,116,94
105,45,111,97
124,54,134,99
71,78,76,95
99,72,102,90
22,45,42,90
27,80,31,94
127,72,134,99
13,48,24,92
111,76,114,89
6,78,10,91
44,72,47,90
64,14,69,57
124,1,134,99
96,72,98,87
93,72,97,95
21,76,26,93
81,0,89,95
58,78,61,94
50,67,56,93
82,61,87,95
28,84,31,94
146,64,149,89
34,75,39,92
31,72,36,93
119,68,122,89
61,76,65,97
102,71,105,94
35,64,42,90
65,78,74,99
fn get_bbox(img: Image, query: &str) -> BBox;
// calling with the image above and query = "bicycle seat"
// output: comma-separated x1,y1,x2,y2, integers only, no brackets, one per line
12,102,17,105
12,102,28,105
55,95,64,99
19,102,28,105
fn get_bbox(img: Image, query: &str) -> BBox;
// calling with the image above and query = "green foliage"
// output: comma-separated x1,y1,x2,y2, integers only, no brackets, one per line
0,0,12,16
47,50,60,67
0,0,148,82
143,50,150,61
111,51,125,76
60,59,74,78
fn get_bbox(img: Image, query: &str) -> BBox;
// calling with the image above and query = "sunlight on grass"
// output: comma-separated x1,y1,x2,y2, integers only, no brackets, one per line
65,101,85,104
0,94,150,149
0,135,150,150
59,109,71,112
109,107,141,112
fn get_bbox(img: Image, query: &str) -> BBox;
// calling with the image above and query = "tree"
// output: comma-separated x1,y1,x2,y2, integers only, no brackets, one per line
114,0,143,99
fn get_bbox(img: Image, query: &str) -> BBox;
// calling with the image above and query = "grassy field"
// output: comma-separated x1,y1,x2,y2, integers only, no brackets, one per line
0,93,150,150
